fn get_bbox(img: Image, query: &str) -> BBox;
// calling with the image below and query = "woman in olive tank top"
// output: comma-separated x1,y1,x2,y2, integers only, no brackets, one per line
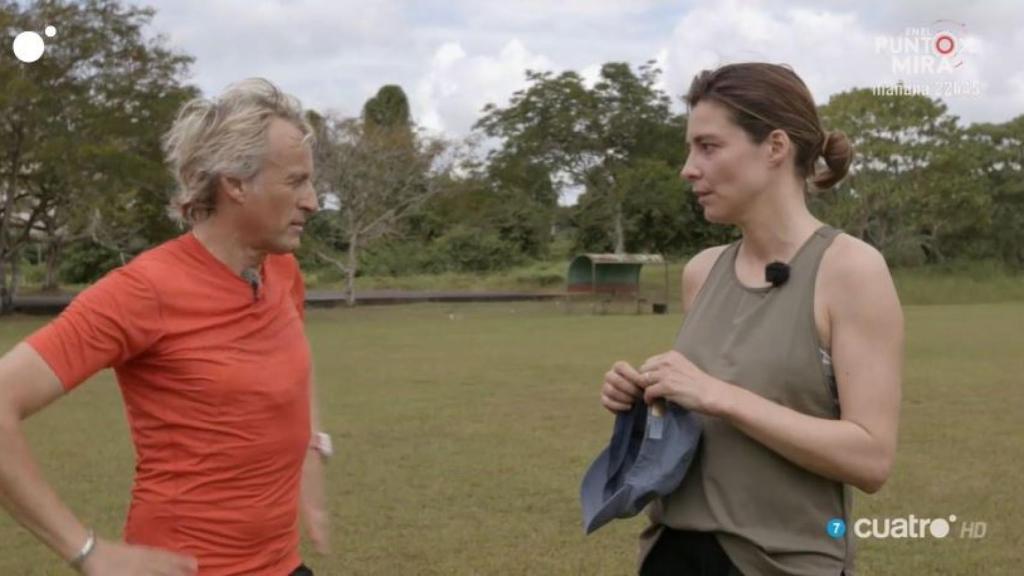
599,63,904,576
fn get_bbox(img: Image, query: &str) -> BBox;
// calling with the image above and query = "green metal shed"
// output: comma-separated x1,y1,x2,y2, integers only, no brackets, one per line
567,253,668,312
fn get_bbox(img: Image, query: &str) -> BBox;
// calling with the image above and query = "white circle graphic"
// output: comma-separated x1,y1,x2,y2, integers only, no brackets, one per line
12,31,45,63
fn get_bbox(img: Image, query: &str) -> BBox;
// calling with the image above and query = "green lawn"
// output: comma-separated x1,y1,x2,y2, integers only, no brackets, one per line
0,300,1021,575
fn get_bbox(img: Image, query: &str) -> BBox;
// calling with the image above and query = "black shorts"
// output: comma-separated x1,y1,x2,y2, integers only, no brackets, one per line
641,530,848,576
289,563,314,576
640,529,742,576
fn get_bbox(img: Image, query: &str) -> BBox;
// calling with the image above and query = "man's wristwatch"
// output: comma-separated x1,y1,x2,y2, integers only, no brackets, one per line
310,431,333,460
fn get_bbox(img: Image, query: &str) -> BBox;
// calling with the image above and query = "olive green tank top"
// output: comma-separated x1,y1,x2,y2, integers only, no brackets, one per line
638,225,855,576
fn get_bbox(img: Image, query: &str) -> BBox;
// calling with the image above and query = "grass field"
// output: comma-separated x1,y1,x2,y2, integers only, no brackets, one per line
0,299,1022,575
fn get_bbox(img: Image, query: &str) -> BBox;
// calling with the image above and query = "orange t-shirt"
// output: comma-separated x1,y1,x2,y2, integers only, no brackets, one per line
26,233,311,576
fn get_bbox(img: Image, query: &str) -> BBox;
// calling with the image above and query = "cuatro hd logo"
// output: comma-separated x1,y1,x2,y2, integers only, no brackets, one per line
827,516,988,540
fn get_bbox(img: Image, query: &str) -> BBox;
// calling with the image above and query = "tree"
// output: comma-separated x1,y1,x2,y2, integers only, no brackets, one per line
969,115,1024,267
0,0,194,312
816,88,987,264
477,61,679,255
478,153,558,259
310,101,458,304
608,159,722,255
363,84,412,130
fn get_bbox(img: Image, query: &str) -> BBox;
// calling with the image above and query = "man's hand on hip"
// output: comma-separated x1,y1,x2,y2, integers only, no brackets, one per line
80,539,197,576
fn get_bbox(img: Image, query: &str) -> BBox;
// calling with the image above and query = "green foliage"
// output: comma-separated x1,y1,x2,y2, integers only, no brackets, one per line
397,161,555,266
969,115,1024,267
572,158,733,255
477,61,682,254
1,11,1022,301
484,155,558,259
358,241,436,276
311,110,451,257
295,208,348,270
476,69,596,167
816,89,992,263
570,187,615,253
58,241,122,284
0,0,195,310
359,227,525,276
812,90,1024,268
432,225,525,273
362,84,412,130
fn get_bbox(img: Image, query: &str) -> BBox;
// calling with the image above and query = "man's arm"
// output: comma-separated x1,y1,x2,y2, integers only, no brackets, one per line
0,343,91,561
0,343,200,575
300,367,329,554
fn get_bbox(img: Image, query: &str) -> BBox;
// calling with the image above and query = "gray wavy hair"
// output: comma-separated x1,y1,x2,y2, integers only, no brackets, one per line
163,78,315,225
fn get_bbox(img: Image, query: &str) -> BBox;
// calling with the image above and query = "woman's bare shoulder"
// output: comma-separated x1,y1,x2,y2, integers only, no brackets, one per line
820,233,901,319
682,244,731,313
822,233,892,284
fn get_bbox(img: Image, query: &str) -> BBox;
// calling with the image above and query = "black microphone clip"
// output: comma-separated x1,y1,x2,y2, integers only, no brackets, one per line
765,262,790,287
241,268,262,302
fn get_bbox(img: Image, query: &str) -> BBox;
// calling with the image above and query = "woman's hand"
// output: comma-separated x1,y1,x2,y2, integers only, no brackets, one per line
600,361,645,413
639,351,730,415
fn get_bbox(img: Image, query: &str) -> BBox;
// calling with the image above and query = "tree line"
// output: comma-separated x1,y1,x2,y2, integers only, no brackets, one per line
2,0,1021,313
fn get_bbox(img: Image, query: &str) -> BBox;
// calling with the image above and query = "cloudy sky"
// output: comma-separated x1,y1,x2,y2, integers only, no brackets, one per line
124,0,1023,137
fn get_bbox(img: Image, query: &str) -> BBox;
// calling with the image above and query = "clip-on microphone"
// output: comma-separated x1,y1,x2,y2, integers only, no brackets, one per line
765,262,790,287
241,268,261,302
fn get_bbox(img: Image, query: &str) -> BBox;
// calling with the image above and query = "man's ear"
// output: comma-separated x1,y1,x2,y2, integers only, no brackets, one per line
217,175,247,205
765,128,792,168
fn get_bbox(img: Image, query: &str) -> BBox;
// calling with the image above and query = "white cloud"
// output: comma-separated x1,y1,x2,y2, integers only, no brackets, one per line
130,0,1021,135
451,0,675,28
579,64,602,89
143,0,414,117
657,0,1024,123
413,39,556,134
659,2,881,105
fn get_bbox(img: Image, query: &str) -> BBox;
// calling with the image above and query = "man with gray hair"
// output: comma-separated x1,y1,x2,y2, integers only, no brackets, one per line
0,78,328,576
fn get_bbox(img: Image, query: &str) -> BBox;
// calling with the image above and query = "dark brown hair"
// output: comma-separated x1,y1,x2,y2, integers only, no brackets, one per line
686,63,852,189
